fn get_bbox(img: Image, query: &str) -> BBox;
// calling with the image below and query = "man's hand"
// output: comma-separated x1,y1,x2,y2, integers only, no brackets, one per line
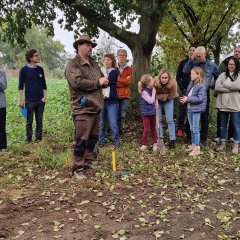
42,97,47,102
19,99,24,108
99,77,109,86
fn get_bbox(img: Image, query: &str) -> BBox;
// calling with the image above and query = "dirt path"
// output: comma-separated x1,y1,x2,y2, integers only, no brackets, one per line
1,153,239,240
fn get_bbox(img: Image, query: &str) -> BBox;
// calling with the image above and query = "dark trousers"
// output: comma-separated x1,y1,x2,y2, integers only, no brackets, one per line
142,115,158,145
0,107,7,150
216,110,234,139
72,114,100,173
200,90,210,142
25,101,45,142
177,102,191,139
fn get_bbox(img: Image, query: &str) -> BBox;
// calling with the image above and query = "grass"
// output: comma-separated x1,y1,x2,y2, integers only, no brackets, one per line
0,78,73,184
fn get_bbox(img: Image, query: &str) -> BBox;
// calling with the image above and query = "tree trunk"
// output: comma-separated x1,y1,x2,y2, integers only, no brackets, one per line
210,34,223,65
131,45,152,85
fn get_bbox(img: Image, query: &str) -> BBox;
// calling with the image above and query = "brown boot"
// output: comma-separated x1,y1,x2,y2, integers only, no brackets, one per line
232,143,238,155
217,140,226,151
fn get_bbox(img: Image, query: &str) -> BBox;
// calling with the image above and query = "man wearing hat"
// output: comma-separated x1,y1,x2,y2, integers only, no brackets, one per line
65,34,109,180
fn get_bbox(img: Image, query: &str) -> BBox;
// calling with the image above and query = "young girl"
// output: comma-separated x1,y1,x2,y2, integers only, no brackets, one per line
99,53,119,148
180,66,207,156
138,74,158,152
154,70,178,149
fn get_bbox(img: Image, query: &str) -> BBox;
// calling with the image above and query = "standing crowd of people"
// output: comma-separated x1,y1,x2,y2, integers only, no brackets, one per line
0,34,239,180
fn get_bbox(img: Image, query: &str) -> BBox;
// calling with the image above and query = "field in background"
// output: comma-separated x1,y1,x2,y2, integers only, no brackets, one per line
2,78,73,173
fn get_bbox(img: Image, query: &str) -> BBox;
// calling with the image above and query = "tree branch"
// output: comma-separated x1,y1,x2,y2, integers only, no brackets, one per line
204,3,234,45
168,11,193,45
60,0,138,49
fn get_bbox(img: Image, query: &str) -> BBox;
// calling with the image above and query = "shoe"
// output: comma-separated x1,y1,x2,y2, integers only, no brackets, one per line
213,137,220,143
152,143,158,152
189,147,201,156
232,143,238,155
186,144,194,152
216,141,226,151
229,137,234,143
169,140,175,149
114,141,121,148
140,145,147,151
177,130,184,137
73,171,87,180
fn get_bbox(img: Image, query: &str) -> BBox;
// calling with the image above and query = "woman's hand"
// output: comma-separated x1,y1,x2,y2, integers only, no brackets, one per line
179,96,188,104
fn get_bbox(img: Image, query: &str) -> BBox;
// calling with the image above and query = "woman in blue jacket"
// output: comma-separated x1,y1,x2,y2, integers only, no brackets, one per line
180,66,207,156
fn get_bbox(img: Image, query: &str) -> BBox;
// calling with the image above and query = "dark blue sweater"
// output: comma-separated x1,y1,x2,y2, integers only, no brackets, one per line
107,68,119,99
18,65,47,101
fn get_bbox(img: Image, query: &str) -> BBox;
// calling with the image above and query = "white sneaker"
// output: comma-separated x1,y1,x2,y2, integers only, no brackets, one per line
213,137,220,143
73,171,87,180
152,143,158,152
140,145,147,151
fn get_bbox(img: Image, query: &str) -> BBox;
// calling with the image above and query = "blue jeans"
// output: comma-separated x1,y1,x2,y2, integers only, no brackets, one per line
118,98,129,134
25,101,45,142
187,109,201,146
158,99,176,140
219,111,240,143
99,99,119,145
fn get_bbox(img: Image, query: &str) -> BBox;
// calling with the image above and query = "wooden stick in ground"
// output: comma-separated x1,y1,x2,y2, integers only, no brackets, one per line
156,102,166,155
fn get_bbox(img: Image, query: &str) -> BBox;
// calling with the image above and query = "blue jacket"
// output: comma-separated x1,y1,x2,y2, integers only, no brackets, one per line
186,82,207,113
140,88,156,116
183,59,219,90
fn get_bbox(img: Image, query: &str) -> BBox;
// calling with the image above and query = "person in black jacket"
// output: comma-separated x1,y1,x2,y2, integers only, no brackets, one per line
176,46,196,142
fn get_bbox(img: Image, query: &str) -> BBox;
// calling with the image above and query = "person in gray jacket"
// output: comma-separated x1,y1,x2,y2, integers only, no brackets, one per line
180,67,207,156
214,57,240,155
0,71,7,150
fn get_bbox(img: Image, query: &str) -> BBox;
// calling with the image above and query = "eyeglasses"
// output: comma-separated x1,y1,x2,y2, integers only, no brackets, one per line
118,54,127,57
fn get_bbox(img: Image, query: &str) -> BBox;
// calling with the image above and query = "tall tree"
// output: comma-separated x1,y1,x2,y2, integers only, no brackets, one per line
0,0,170,82
0,26,67,70
158,0,240,65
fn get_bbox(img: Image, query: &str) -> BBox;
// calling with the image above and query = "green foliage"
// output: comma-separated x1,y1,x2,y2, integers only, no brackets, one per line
150,51,164,77
3,78,73,171
158,0,240,65
0,26,67,72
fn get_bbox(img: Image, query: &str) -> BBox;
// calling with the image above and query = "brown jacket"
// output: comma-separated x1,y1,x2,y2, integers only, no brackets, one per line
154,77,178,101
65,54,104,115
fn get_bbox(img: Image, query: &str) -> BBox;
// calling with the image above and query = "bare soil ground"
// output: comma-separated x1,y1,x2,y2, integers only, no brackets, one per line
0,128,240,240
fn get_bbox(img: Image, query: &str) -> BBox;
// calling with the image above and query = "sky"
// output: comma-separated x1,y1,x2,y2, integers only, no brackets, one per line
52,17,139,62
